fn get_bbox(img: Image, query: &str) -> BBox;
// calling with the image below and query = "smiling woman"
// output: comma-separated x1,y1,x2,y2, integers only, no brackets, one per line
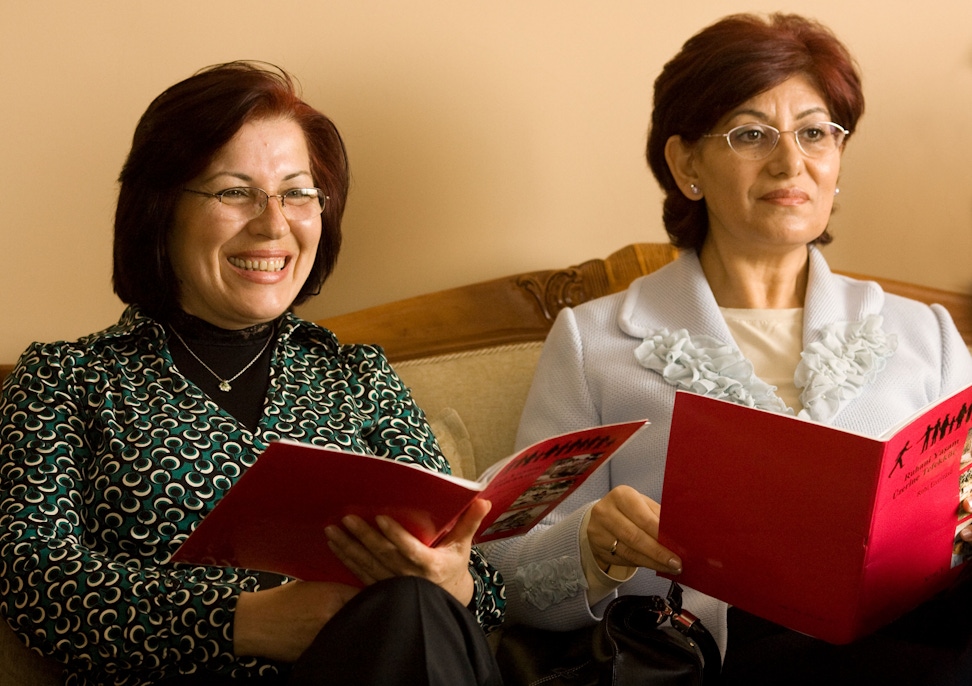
0,62,504,686
111,64,348,324
169,117,324,330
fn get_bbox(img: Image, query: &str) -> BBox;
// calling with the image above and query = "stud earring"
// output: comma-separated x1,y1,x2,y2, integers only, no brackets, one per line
834,187,840,196
689,184,701,196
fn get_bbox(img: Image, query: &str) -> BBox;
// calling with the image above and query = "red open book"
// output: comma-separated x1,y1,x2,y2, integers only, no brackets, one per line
658,382,972,644
171,420,647,586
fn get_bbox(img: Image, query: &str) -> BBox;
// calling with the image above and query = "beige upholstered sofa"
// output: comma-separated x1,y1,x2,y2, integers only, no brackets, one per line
2,243,970,684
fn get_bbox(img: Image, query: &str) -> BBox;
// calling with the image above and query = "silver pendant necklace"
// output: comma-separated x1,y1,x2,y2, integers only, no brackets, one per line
169,325,275,392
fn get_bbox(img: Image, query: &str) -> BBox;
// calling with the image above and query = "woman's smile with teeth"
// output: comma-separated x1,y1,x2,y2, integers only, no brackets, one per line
229,256,286,272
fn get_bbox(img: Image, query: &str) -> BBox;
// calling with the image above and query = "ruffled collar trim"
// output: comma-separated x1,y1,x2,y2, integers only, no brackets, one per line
634,314,897,422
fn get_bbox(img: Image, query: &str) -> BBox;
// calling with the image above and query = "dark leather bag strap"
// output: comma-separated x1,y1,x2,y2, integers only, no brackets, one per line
665,582,722,682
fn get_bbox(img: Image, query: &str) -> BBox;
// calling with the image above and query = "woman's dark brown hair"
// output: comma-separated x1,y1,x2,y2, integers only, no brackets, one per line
113,61,349,315
646,13,864,251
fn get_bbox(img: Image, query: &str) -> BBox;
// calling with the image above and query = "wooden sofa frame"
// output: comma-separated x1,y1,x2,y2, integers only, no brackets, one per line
318,243,972,358
1,241,970,383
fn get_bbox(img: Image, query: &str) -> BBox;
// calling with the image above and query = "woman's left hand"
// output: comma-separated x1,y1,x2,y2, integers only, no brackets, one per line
324,499,491,606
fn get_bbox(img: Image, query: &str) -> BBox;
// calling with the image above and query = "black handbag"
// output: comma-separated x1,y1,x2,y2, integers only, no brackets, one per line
496,582,721,686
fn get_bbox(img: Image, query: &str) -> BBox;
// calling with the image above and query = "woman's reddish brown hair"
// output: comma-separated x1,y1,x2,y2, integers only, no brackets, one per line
113,61,349,316
646,13,864,251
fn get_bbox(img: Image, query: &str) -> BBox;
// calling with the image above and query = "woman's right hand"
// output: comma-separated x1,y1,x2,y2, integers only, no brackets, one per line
587,485,683,575
233,581,359,662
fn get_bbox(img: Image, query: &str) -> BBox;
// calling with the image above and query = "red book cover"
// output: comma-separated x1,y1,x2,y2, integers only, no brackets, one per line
658,382,972,644
171,420,647,586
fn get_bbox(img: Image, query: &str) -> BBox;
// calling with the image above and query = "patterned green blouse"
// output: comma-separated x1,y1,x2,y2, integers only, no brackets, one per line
0,306,505,686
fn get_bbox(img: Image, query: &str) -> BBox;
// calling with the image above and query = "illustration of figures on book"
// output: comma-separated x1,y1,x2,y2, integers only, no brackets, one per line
952,426,972,568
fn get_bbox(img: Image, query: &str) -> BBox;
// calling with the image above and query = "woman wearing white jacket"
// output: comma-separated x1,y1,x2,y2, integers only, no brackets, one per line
485,12,972,685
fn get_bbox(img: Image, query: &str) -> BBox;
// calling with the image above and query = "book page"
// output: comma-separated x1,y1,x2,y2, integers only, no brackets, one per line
472,420,647,542
659,384,972,643
856,390,971,636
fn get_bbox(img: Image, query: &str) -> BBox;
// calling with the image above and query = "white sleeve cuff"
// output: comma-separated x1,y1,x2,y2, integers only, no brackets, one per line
579,505,637,607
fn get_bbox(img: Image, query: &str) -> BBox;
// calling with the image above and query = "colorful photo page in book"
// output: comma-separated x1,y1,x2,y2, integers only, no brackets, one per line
473,420,648,541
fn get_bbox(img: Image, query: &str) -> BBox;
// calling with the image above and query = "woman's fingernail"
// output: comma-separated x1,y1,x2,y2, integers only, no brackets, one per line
668,558,682,574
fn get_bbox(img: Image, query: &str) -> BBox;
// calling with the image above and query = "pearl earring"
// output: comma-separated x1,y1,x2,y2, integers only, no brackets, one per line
690,184,701,196
834,187,840,196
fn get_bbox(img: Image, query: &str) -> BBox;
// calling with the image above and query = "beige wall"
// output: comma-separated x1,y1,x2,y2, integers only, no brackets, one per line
2,1,970,363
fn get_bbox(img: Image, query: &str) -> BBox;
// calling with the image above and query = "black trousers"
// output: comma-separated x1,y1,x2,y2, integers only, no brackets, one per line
156,576,502,686
721,571,972,686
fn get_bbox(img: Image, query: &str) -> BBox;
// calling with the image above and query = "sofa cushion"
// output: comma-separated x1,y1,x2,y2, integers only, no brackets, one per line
427,407,475,480
393,342,544,478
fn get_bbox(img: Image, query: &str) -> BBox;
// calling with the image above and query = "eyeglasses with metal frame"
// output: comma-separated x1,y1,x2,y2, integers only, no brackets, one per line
182,186,327,220
701,121,850,160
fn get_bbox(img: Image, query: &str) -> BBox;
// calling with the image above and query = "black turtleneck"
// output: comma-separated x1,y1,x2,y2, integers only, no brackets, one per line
165,311,280,432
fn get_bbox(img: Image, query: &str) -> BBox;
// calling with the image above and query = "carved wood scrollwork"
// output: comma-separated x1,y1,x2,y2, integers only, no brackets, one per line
516,268,591,321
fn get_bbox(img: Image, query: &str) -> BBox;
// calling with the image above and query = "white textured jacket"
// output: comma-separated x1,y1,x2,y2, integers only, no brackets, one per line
484,246,972,654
